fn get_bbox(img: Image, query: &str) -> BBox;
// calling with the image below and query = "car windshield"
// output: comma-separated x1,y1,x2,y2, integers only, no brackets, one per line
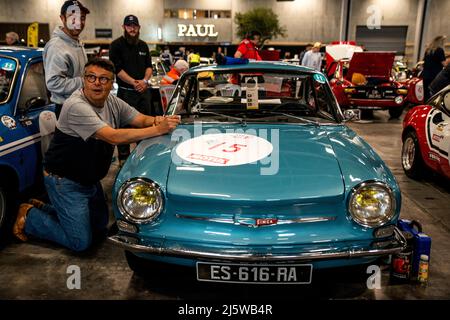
0,56,17,104
166,69,343,124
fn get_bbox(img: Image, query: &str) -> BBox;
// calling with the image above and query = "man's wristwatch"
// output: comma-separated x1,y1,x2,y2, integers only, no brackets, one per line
143,79,149,86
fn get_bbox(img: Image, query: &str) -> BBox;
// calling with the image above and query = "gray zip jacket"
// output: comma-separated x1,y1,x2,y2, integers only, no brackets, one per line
43,26,87,105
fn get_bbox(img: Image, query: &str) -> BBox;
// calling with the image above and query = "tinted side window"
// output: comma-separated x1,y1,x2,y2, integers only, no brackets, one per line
17,62,49,111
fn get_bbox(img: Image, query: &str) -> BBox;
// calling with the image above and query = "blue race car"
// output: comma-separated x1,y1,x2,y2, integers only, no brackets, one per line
109,62,406,284
0,47,56,236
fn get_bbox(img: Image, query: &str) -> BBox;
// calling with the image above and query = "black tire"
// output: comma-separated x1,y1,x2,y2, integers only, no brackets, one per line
360,109,374,120
401,130,424,179
0,185,17,244
0,187,6,234
125,250,156,276
389,107,404,119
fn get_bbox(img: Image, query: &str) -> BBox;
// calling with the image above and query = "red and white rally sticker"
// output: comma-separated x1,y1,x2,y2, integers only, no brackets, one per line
176,133,273,166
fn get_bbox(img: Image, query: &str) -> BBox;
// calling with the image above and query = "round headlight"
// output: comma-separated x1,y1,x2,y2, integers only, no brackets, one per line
348,181,396,227
117,178,163,224
394,96,404,104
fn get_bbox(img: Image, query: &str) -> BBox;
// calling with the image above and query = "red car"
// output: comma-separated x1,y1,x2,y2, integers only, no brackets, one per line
329,52,424,118
401,85,450,179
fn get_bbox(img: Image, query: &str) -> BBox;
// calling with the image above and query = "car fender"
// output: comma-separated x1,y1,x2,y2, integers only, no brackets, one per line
402,105,434,169
327,126,401,217
402,78,424,104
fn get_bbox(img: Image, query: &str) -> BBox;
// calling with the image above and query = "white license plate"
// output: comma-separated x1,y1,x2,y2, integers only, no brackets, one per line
196,262,313,284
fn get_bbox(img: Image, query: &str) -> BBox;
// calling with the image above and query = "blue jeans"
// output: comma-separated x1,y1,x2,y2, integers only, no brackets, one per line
24,174,109,252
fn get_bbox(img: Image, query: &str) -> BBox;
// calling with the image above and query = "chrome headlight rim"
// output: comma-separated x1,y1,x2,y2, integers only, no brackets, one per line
348,180,396,228
117,177,164,224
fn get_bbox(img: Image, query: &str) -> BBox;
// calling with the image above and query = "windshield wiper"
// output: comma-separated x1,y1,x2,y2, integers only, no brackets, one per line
190,109,247,125
264,111,320,126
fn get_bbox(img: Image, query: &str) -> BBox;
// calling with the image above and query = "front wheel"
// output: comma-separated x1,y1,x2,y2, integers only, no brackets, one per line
389,107,404,119
0,187,6,233
125,250,158,276
0,186,17,244
360,109,374,120
401,131,424,179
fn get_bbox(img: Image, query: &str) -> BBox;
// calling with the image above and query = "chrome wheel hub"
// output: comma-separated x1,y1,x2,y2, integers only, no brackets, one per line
402,137,415,170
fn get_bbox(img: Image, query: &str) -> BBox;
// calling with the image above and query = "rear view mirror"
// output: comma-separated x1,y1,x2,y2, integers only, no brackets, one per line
343,109,361,121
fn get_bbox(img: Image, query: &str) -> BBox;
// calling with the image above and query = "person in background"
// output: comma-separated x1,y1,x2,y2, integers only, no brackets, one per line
43,0,90,119
234,30,262,61
5,32,22,46
160,46,173,69
188,49,200,68
109,14,153,166
179,47,187,61
215,46,225,64
299,44,312,64
12,58,180,251
301,42,322,71
444,54,450,67
429,63,450,97
173,49,182,63
160,60,189,85
422,35,446,100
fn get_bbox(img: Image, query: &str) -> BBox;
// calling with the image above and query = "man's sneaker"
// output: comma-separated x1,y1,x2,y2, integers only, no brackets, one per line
28,198,46,210
13,203,33,242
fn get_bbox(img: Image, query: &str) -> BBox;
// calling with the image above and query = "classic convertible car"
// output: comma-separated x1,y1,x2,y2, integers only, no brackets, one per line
402,85,450,180
109,62,406,283
0,47,56,238
329,51,424,118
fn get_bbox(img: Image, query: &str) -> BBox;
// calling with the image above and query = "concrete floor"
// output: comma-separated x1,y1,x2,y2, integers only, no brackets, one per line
1,110,449,300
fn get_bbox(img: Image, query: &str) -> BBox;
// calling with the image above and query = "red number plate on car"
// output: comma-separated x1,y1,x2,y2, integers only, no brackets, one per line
196,262,312,284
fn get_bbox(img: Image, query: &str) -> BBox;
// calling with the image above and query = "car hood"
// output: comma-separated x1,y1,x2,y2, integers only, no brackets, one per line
346,51,395,81
166,124,345,204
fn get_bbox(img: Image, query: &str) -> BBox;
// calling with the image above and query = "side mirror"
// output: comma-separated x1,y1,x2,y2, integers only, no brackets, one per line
21,97,47,114
343,109,361,121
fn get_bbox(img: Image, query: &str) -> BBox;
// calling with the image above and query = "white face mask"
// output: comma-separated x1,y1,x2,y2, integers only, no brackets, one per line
65,5,82,30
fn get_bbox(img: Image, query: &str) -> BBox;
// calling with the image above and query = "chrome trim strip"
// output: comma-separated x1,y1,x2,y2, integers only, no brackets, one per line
0,136,41,158
175,214,337,227
0,133,41,152
108,226,406,262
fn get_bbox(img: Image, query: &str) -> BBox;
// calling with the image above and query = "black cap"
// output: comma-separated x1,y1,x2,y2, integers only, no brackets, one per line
123,15,140,26
60,0,90,15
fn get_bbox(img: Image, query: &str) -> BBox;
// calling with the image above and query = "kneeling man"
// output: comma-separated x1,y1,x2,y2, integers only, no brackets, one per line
13,58,180,251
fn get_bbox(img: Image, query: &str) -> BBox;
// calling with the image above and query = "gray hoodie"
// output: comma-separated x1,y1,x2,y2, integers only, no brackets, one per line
43,26,87,105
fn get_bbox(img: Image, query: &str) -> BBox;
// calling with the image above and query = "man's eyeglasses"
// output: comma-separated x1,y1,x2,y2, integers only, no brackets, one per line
84,74,113,84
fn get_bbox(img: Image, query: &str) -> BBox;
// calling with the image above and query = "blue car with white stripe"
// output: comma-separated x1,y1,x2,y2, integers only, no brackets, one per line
109,62,407,284
0,46,56,236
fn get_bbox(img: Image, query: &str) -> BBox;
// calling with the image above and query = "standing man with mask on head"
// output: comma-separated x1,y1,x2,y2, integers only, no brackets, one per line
43,0,89,118
109,15,153,166
234,31,262,61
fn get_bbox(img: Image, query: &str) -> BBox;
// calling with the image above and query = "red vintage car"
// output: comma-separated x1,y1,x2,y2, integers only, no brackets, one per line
329,52,424,118
401,85,450,179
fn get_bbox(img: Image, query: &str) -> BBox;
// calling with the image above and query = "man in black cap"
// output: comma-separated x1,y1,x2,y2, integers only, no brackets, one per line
109,15,153,166
43,0,90,118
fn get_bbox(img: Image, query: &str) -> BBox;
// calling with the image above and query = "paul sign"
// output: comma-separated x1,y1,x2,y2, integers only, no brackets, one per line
178,24,219,37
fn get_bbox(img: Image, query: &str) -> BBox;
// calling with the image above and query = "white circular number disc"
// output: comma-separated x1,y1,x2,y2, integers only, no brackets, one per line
175,133,273,166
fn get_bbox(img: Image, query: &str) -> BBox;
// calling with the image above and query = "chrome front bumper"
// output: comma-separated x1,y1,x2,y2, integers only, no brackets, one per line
108,227,406,262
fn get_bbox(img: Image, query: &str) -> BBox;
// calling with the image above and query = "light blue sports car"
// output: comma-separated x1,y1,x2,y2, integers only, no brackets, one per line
109,61,406,284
